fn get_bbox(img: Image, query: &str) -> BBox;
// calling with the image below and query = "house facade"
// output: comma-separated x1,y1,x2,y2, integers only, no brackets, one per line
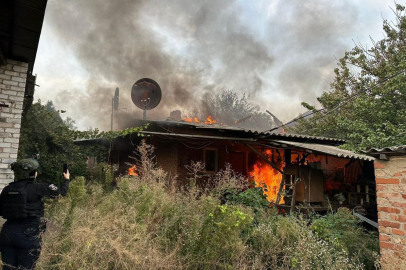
76,119,377,219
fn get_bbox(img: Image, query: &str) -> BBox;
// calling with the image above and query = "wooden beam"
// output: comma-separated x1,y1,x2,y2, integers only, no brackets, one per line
266,110,283,127
299,153,310,165
245,144,283,174
285,149,291,165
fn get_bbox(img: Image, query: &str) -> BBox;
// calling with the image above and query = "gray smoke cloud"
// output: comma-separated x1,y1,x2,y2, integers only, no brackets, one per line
268,1,358,99
43,0,362,130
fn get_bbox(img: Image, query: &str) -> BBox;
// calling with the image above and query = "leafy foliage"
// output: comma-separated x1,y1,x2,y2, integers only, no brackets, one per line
224,187,270,210
292,4,406,151
18,100,146,184
312,208,379,269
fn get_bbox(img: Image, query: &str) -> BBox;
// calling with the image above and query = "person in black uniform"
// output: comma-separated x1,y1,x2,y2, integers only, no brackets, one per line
0,158,70,270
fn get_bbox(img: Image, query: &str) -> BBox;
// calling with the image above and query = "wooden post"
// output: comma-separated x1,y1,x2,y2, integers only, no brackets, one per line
285,149,291,166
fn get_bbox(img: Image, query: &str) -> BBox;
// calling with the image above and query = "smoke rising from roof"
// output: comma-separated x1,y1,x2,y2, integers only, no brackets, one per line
43,0,365,130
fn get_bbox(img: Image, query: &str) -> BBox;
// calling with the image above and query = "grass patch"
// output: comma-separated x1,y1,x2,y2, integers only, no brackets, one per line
32,142,380,269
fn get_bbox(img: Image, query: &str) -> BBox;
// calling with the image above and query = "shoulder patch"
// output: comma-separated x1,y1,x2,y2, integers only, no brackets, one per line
49,184,58,191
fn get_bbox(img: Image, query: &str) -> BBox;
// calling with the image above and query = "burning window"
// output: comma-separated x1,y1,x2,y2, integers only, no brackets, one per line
204,148,218,173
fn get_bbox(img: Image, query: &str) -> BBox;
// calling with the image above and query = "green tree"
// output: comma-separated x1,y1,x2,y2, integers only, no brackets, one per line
18,100,107,184
18,100,147,184
293,4,406,151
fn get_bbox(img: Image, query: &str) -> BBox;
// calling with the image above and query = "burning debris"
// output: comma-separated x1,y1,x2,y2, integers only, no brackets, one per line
184,117,199,123
205,116,216,124
185,116,217,124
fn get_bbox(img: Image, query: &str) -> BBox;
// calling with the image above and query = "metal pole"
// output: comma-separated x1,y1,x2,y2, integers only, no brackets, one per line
111,97,114,131
141,98,150,120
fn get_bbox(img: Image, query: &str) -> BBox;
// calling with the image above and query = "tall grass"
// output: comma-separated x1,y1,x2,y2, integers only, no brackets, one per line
33,142,379,270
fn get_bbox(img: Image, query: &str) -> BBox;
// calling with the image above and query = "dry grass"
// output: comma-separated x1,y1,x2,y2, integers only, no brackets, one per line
20,142,380,269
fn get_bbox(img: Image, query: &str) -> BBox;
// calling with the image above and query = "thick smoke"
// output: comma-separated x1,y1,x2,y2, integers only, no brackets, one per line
43,0,361,130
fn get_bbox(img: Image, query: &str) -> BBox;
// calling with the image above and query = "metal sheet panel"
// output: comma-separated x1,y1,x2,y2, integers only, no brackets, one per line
364,145,406,156
271,140,374,161
144,119,346,143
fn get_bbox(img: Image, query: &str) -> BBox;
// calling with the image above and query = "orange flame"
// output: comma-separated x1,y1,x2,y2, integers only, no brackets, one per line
128,165,138,176
184,116,217,124
205,116,217,124
249,150,283,203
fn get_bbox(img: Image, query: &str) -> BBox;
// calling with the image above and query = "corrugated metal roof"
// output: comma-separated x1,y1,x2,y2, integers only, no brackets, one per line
144,119,346,143
271,140,374,161
364,145,406,156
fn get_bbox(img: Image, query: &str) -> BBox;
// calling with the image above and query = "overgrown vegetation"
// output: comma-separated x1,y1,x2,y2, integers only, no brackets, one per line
18,101,100,183
32,142,380,270
18,100,146,184
292,4,406,151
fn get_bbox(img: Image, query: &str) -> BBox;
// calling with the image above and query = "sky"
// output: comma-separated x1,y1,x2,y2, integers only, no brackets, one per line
33,0,397,130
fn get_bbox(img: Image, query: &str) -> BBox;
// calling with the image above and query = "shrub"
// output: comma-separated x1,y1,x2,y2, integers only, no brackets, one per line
30,143,379,270
311,208,379,269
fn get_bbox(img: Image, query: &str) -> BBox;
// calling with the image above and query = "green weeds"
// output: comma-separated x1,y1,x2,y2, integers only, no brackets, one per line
33,143,379,270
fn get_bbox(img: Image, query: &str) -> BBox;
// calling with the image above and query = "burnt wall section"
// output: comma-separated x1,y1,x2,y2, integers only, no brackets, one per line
0,59,27,188
374,156,406,264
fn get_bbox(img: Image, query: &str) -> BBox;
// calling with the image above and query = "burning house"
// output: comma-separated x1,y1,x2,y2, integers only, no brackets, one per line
74,78,377,220
74,116,377,220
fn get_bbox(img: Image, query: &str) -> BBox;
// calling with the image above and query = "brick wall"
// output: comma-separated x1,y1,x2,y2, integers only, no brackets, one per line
374,156,406,261
0,59,27,188
154,139,179,181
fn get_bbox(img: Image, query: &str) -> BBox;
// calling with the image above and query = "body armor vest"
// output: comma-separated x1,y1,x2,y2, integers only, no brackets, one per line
1,181,43,219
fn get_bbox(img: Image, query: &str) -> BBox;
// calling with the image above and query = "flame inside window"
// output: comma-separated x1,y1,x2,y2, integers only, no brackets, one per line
128,165,138,176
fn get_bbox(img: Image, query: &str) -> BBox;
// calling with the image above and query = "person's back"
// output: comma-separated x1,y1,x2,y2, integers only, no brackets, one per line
0,158,70,270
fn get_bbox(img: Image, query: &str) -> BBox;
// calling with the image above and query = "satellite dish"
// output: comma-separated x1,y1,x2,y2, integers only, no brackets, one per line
131,78,162,111
114,87,119,110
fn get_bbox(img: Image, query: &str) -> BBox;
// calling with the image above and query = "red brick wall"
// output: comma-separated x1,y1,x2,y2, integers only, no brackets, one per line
374,156,406,262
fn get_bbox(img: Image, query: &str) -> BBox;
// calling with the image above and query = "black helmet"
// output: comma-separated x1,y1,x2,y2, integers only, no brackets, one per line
10,158,39,180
